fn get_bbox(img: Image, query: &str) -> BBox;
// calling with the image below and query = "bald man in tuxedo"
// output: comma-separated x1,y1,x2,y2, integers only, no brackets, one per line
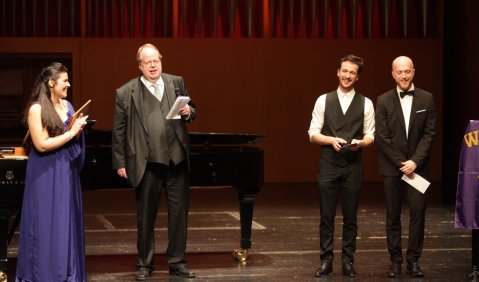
375,56,436,278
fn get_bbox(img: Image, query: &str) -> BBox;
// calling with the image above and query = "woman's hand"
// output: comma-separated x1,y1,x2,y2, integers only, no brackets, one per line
69,114,89,137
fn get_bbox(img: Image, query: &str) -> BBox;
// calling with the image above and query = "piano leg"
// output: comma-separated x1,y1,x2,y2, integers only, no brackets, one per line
0,215,9,282
233,190,257,262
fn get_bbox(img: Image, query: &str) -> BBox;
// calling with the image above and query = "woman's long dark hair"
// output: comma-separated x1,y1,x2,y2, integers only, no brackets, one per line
23,62,68,137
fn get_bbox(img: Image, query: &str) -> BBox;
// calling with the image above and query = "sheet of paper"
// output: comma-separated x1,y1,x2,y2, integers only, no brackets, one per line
401,173,430,194
166,96,190,119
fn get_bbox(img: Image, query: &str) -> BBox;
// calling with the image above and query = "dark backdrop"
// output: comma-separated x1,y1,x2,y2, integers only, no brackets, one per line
443,1,479,202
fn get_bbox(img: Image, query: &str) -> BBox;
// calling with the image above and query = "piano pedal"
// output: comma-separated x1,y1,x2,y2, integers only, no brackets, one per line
233,248,248,262
0,271,6,282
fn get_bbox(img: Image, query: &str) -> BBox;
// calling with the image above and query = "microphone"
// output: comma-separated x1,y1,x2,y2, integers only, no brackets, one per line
174,87,181,97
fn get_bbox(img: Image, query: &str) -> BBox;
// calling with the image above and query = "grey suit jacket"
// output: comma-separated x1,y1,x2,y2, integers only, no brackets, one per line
375,87,436,176
111,73,196,187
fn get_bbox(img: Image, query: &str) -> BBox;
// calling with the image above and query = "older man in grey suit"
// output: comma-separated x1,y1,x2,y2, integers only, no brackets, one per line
375,56,436,278
112,43,196,281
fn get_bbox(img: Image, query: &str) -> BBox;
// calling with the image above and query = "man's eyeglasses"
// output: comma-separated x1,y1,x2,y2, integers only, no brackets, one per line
141,60,160,67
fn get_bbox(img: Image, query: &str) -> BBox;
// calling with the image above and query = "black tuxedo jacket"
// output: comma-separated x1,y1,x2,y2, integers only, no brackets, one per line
111,73,196,187
375,87,436,177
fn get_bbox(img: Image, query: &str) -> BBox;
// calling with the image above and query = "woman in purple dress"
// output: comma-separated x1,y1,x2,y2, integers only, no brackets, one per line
15,62,89,282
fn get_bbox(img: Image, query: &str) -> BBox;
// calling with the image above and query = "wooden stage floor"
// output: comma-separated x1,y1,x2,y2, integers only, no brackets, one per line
6,182,474,281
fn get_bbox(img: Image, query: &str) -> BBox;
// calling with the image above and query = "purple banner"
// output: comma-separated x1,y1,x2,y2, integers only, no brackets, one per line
455,120,479,229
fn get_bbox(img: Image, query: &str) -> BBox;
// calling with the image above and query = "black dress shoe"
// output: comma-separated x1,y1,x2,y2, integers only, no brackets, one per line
314,261,333,277
387,263,401,277
342,262,357,277
169,264,196,278
135,267,150,281
407,262,424,277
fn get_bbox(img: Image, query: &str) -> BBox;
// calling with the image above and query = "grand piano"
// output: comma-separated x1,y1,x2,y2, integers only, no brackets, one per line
0,129,264,280
0,147,27,282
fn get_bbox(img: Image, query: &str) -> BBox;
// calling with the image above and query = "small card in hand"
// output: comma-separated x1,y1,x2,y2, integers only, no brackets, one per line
340,143,359,151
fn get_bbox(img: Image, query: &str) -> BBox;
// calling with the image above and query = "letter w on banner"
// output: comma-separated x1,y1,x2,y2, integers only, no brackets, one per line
455,120,479,229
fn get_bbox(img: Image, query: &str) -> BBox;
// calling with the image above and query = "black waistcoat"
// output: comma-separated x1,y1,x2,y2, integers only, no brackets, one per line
142,83,185,166
321,91,365,167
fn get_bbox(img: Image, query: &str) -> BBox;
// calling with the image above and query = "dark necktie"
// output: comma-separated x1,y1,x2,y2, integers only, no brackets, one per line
399,90,414,98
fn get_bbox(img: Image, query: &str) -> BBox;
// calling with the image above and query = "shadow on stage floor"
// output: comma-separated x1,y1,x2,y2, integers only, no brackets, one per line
6,182,474,281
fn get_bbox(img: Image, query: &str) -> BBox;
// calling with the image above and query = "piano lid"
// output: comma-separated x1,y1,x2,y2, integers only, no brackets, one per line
83,129,265,146
189,132,265,146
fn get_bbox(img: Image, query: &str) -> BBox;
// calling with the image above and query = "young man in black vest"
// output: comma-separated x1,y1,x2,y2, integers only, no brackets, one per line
112,43,196,280
308,54,375,277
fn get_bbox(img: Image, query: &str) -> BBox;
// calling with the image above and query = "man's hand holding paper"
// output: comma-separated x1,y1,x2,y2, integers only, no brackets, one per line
166,96,190,119
178,104,190,116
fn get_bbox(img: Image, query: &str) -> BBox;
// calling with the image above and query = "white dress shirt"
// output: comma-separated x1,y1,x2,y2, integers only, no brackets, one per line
397,84,414,137
141,76,164,101
308,88,375,141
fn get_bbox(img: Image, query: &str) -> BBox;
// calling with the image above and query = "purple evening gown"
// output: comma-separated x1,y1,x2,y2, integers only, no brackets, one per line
15,101,87,282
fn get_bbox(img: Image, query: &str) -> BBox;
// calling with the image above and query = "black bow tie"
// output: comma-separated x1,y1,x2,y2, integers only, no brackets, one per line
399,90,414,98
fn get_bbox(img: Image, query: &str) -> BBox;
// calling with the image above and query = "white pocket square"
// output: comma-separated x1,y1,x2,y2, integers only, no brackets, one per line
416,109,426,113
